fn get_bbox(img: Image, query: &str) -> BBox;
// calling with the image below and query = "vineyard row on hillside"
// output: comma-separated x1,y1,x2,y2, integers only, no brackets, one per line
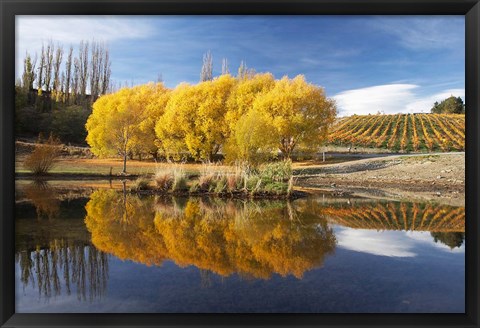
327,114,465,152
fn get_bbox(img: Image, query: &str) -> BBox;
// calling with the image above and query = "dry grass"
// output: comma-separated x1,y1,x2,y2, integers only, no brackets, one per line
154,167,174,191
23,135,61,175
16,156,232,176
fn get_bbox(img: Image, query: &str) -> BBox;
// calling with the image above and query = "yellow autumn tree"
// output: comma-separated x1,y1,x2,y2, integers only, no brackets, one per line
154,82,199,161
222,73,277,164
224,108,278,165
132,83,170,160
224,73,276,132
253,75,337,158
86,83,169,173
155,75,236,161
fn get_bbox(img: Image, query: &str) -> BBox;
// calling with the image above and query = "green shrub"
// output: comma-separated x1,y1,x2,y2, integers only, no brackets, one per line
214,177,228,194
172,176,188,191
51,106,90,144
245,176,262,192
172,167,188,192
189,181,200,193
264,181,288,195
259,160,292,184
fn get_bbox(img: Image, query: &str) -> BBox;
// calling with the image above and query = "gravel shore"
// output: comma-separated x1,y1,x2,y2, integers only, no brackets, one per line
294,153,465,206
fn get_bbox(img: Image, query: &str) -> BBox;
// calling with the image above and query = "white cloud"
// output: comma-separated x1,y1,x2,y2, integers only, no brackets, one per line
336,228,417,257
333,84,417,116
333,84,465,116
405,88,465,113
370,17,464,51
16,15,153,44
15,16,153,73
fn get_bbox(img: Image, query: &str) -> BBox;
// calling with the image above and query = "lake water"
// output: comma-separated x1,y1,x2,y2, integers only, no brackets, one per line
15,182,465,313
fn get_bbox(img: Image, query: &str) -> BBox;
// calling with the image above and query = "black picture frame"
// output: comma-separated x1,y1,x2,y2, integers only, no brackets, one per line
1,0,479,327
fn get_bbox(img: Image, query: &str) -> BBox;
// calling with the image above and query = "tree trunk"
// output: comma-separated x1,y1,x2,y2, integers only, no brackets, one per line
122,154,127,174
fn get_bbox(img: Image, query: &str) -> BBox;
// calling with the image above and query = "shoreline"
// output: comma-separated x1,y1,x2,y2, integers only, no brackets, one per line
15,152,465,205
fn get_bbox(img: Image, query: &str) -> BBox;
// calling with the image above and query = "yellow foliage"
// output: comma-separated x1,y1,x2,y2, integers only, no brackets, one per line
253,75,337,158
84,192,336,279
86,83,170,171
225,73,276,133
155,75,236,161
87,73,337,163
224,108,278,165
84,190,167,266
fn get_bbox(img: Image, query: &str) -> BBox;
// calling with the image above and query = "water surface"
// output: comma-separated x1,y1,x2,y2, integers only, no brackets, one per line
15,182,465,313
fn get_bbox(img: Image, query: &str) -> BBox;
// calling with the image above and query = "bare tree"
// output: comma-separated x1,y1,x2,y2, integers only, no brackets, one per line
237,60,247,79
221,58,229,75
237,60,255,79
52,45,63,93
60,72,65,102
100,48,111,95
79,40,89,103
44,41,54,92
37,44,45,90
22,52,36,91
89,41,104,102
72,58,81,104
64,46,73,104
200,50,213,82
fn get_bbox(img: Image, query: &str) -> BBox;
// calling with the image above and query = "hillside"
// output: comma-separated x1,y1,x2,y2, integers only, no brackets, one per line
327,113,465,152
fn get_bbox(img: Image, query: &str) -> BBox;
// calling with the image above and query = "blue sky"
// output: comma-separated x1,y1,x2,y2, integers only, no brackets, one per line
16,15,465,116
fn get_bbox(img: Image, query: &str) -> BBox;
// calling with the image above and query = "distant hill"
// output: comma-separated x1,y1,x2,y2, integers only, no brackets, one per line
327,113,465,152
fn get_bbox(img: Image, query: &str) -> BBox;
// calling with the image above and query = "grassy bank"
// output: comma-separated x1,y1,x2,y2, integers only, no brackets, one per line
129,161,295,198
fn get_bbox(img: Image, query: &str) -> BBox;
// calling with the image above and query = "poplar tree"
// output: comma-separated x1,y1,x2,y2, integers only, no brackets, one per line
52,45,63,93
64,46,73,104
72,58,80,104
22,52,36,91
101,48,111,96
79,40,89,103
37,44,45,91
44,41,54,92
221,58,229,75
200,50,213,82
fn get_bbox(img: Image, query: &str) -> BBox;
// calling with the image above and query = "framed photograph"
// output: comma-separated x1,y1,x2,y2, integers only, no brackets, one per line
1,0,479,327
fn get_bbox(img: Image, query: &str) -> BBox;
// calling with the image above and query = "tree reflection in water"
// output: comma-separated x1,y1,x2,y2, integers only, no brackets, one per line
85,190,337,279
16,241,108,302
430,232,465,249
23,180,60,220
17,181,109,303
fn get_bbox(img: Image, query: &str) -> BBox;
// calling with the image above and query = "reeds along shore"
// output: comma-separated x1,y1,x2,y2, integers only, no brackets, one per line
130,161,296,198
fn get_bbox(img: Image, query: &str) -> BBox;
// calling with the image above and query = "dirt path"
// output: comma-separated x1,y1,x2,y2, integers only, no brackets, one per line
293,153,465,206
